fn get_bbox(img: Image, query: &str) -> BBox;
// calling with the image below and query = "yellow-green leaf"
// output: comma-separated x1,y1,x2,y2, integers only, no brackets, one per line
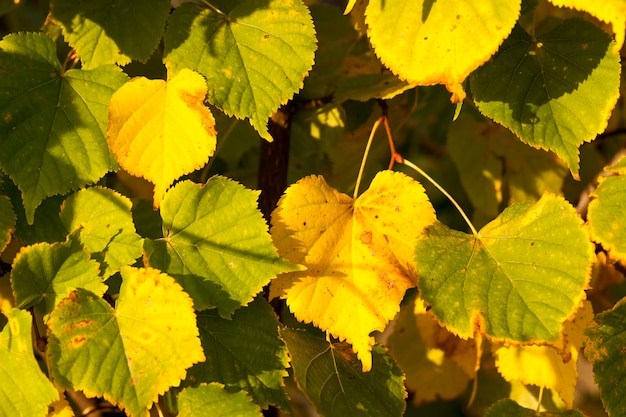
365,0,521,101
548,0,626,54
107,69,217,207
48,266,205,417
493,301,593,407
270,171,435,371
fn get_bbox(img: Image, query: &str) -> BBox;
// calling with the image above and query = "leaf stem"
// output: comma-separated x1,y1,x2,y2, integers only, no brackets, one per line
402,158,479,236
353,116,383,200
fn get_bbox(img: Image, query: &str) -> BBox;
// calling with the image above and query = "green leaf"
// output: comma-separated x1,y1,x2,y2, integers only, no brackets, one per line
144,177,297,316
416,193,594,341
584,296,626,417
177,383,262,417
11,235,105,316
0,32,128,223
48,266,205,417
0,309,59,417
60,187,144,277
470,19,621,177
187,297,290,410
0,195,15,252
587,155,626,262
485,398,586,417
49,0,171,69
447,115,568,222
163,0,317,141
280,327,406,417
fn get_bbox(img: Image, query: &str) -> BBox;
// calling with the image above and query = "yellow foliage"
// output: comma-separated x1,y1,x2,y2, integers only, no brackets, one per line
107,69,217,208
270,171,435,371
492,300,594,407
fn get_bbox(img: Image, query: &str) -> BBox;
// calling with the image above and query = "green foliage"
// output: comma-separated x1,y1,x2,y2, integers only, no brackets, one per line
0,1,625,416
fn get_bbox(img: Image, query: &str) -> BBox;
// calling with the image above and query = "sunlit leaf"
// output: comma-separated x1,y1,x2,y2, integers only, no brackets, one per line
11,236,104,316
365,0,521,101
107,69,217,207
144,178,296,316
493,301,593,407
271,171,435,371
280,327,406,417
186,297,290,410
178,383,262,417
585,296,626,417
0,195,15,253
416,193,594,342
485,398,586,417
48,266,205,417
587,155,626,262
49,0,171,69
0,32,128,222
387,295,475,405
548,0,626,54
163,0,316,140
60,187,143,277
0,309,59,417
470,19,621,177
344,0,357,14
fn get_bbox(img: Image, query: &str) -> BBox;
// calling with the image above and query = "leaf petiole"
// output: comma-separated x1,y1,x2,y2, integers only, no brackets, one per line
353,116,383,200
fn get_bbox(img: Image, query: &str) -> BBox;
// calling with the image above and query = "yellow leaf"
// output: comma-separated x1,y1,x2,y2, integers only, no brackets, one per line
493,300,594,407
270,171,436,371
365,0,520,101
107,69,217,207
548,0,626,54
344,0,357,14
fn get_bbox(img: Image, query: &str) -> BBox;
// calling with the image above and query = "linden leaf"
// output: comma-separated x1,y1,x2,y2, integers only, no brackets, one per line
387,296,475,405
107,69,217,207
47,266,205,417
280,327,406,417
186,297,290,410
49,0,171,69
0,32,128,222
587,155,626,262
470,19,621,177
11,236,105,316
144,178,297,316
60,187,143,278
178,383,262,417
0,309,59,417
365,0,521,102
493,301,593,407
486,398,587,417
163,0,316,141
416,193,594,342
547,0,626,54
0,195,15,253
270,170,436,371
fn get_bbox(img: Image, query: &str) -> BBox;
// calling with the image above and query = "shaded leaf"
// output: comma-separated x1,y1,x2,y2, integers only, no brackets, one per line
11,236,104,316
48,267,205,417
485,398,586,417
584,296,626,417
470,19,621,177
0,195,15,252
186,297,290,410
0,309,59,417
107,69,217,207
365,0,521,101
163,0,317,140
493,300,593,407
271,171,435,370
416,193,594,342
547,0,626,54
144,178,296,316
0,32,127,222
60,187,143,278
280,327,406,417
178,383,262,417
50,0,171,69
587,155,626,262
